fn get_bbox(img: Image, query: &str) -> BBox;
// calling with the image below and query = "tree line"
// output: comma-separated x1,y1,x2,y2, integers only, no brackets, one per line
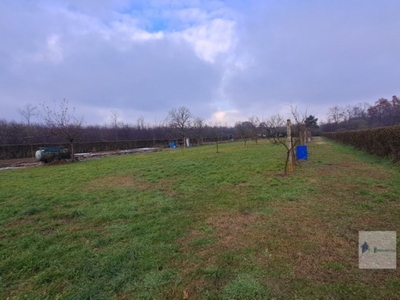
2,100,320,174
1,100,321,161
321,95,400,132
0,101,236,147
5,94,400,147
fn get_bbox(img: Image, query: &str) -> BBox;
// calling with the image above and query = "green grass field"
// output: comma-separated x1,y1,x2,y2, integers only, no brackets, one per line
1,138,400,299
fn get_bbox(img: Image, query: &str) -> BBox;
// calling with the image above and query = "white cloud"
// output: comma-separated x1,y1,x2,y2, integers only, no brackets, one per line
103,16,165,45
209,109,241,125
131,30,164,41
170,8,209,23
178,18,236,63
46,4,104,35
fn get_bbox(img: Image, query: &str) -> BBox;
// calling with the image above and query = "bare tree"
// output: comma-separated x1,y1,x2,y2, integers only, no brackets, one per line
290,105,308,145
110,110,121,141
168,106,192,147
18,103,39,156
137,115,145,130
18,103,38,126
350,102,370,120
265,113,297,174
264,114,285,142
327,106,345,124
248,116,261,144
192,117,206,145
235,121,253,145
212,122,224,153
42,99,84,161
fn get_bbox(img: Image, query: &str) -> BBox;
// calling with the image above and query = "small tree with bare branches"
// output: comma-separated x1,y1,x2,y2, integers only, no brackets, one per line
42,99,84,161
264,106,316,174
264,114,296,174
289,105,308,145
18,103,38,126
212,122,224,153
289,105,317,145
192,117,206,145
235,121,252,145
110,110,122,141
248,116,261,144
18,103,39,156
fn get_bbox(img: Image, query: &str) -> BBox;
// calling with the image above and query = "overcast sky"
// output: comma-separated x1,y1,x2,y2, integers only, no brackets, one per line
1,0,400,126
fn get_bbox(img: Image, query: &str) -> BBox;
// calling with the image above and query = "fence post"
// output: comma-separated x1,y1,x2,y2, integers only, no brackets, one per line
287,119,293,172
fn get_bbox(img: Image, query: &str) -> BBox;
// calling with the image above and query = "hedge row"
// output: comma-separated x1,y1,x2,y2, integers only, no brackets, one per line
323,125,400,161
0,136,233,159
0,139,170,159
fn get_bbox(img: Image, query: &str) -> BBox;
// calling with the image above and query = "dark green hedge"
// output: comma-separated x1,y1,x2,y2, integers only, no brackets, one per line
0,139,170,159
323,125,400,161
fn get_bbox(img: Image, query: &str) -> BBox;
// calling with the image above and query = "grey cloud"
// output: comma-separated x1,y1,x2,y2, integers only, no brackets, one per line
2,0,400,125
0,1,224,123
224,0,400,118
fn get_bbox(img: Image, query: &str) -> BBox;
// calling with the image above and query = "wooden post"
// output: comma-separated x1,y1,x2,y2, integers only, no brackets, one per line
287,119,293,172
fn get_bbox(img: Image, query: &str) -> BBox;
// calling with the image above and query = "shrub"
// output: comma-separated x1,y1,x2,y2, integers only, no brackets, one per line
323,125,400,161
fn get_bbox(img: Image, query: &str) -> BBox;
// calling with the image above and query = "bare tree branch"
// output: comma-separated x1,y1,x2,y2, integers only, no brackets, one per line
168,106,192,146
110,110,121,141
41,99,84,161
18,103,38,126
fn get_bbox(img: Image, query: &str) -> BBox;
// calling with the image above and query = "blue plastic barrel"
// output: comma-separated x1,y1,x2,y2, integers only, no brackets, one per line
169,142,176,148
296,145,308,160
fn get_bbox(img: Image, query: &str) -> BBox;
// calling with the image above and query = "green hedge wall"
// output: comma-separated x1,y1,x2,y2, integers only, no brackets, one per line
323,125,400,161
0,139,170,159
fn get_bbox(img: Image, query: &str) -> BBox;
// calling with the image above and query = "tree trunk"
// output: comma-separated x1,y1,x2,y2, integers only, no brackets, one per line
70,140,75,162
299,124,307,145
286,119,293,172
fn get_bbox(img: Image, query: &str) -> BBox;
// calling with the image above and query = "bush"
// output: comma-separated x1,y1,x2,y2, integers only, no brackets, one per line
0,139,170,159
323,125,400,161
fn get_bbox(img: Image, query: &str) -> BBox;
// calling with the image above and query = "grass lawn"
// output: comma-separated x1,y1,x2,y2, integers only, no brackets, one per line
1,138,400,299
